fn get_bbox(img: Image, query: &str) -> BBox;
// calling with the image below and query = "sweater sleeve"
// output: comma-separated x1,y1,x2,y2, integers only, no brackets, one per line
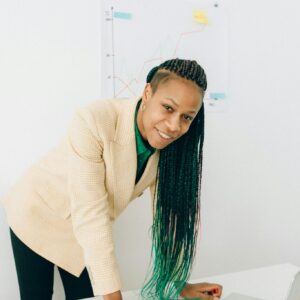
66,108,122,296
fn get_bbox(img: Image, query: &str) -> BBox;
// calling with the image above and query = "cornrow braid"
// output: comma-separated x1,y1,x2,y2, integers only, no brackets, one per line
140,58,207,299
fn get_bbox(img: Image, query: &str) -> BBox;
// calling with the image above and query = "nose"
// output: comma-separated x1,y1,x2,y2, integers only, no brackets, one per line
166,115,181,133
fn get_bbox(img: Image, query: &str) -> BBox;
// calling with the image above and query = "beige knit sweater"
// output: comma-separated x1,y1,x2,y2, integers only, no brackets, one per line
1,96,159,295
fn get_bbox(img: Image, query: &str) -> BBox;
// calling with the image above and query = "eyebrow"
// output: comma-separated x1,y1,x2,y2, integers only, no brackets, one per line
165,97,197,114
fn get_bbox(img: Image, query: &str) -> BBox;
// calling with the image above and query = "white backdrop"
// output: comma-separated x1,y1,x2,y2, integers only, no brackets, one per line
1,0,300,299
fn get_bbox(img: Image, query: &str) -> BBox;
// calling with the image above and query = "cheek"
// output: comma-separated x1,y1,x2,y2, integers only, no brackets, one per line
145,111,163,128
143,113,152,131
178,124,191,138
143,113,157,138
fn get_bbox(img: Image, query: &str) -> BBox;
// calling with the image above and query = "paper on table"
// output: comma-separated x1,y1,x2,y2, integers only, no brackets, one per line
224,293,265,300
286,270,300,300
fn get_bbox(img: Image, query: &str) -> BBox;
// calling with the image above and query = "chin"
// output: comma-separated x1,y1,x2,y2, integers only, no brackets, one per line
148,139,171,150
153,144,167,150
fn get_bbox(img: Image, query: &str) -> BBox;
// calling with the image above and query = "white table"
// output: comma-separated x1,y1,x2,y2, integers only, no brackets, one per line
89,263,300,300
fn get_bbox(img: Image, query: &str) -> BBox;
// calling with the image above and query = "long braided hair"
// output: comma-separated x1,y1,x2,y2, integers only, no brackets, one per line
140,58,207,299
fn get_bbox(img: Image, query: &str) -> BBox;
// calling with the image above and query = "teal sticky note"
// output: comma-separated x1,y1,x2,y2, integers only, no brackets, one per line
113,11,132,20
209,92,226,100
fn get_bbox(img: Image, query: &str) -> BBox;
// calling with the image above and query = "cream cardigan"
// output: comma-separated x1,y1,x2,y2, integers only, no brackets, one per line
1,96,159,295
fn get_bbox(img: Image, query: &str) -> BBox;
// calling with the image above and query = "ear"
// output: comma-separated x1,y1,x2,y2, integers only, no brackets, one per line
142,83,152,104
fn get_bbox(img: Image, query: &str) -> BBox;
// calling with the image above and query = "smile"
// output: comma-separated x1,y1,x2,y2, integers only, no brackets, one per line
157,129,173,140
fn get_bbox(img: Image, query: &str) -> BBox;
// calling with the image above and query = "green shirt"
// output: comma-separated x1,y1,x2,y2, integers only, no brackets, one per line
134,99,156,183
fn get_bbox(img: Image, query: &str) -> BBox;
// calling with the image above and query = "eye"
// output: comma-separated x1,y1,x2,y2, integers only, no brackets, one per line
163,104,173,112
183,115,193,121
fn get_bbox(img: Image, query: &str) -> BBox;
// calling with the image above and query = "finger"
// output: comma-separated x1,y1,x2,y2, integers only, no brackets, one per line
198,286,219,296
198,292,214,300
214,284,223,296
201,284,222,296
212,287,222,296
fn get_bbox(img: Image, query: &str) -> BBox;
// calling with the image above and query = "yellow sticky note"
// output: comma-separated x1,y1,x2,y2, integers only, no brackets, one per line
193,10,209,24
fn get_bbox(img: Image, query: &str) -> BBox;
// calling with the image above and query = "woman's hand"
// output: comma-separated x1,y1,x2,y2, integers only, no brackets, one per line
103,290,123,300
179,282,223,299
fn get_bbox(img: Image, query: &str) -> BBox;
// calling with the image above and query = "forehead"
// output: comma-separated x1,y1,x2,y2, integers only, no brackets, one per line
155,78,202,111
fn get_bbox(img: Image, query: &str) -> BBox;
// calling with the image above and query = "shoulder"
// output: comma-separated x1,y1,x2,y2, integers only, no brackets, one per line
69,98,129,139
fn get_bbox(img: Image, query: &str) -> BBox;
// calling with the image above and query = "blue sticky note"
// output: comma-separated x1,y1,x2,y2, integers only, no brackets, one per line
209,92,226,100
113,11,132,20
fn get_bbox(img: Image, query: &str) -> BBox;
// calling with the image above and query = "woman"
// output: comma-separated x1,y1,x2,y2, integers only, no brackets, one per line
1,58,222,300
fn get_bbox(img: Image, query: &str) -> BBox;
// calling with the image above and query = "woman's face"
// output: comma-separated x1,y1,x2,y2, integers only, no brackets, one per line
137,78,203,149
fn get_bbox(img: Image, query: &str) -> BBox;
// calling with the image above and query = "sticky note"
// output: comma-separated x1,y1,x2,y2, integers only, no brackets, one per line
209,92,226,100
113,11,132,20
193,10,209,24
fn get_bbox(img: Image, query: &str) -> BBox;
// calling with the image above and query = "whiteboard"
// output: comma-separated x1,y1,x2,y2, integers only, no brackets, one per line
100,0,229,112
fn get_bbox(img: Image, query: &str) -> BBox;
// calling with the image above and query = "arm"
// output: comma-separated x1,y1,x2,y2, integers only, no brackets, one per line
67,108,122,296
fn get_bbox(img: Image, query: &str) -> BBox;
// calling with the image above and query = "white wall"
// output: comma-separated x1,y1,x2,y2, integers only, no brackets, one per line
1,0,300,298
0,0,102,298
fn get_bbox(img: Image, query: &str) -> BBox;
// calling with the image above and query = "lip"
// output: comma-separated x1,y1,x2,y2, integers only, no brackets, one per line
156,128,174,140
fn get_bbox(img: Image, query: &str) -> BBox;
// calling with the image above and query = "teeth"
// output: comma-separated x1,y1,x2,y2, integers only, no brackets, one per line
158,130,171,139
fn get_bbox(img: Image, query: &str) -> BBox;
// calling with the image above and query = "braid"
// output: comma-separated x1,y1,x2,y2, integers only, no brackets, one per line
140,58,206,299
